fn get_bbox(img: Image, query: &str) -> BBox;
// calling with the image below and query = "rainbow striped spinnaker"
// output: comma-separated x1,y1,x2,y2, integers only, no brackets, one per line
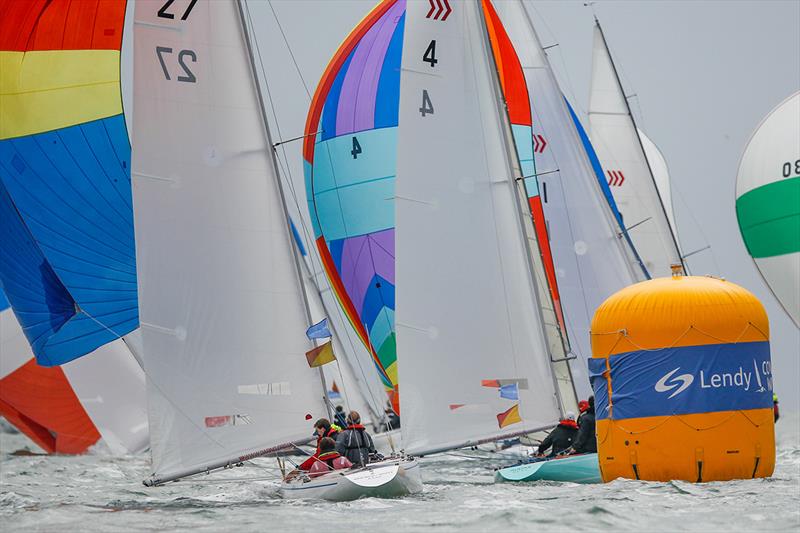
303,0,406,394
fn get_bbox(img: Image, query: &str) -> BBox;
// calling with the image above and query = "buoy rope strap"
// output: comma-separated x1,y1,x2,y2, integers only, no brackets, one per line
600,322,766,355
608,415,673,436
609,409,762,436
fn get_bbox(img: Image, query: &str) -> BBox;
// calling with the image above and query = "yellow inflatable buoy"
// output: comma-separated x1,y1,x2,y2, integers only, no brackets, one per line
590,274,775,482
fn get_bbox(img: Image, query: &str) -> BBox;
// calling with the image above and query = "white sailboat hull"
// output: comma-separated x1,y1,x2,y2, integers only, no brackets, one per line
279,457,421,501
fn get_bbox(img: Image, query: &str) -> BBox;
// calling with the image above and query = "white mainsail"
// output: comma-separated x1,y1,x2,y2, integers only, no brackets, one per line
395,0,563,456
494,2,647,397
132,0,327,483
588,21,684,277
736,92,800,327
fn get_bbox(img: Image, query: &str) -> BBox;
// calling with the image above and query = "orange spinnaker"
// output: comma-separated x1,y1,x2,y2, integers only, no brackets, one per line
0,358,99,453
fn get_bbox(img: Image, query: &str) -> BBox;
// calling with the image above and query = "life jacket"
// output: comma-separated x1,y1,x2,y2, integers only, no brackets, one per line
299,426,343,471
318,451,345,469
340,425,370,451
307,451,353,477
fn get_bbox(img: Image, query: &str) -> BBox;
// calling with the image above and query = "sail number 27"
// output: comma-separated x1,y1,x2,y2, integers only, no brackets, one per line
155,0,198,83
156,47,197,83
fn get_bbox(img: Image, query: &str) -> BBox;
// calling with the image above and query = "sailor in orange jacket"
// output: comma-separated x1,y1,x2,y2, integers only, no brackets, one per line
298,418,342,471
536,412,578,457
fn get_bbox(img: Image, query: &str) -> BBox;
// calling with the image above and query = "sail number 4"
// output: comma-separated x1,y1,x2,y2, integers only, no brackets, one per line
419,90,434,117
351,137,362,159
782,159,800,178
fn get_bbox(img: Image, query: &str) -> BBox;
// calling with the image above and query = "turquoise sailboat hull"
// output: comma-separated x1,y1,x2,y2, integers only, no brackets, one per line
495,453,601,484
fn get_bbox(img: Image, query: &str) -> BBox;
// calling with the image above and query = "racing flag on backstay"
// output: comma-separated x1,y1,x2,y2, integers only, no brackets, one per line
305,340,336,368
305,318,331,340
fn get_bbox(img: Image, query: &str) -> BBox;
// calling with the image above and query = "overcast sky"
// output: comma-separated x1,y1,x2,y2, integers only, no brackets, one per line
247,0,800,409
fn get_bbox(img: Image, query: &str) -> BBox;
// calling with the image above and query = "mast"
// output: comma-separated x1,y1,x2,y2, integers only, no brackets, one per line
477,1,575,415
235,0,332,421
591,17,686,274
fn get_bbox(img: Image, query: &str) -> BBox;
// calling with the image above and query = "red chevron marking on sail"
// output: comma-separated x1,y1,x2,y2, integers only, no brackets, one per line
606,170,626,186
426,0,451,21
533,134,547,153
441,0,452,20
426,0,436,18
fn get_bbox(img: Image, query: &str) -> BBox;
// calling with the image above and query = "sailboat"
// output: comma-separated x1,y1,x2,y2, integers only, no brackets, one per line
492,0,648,400
0,0,148,454
393,0,581,474
587,18,685,277
131,0,419,500
736,92,800,328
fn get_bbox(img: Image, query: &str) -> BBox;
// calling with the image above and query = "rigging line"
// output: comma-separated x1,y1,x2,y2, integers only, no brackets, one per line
266,0,312,101
332,359,353,417
522,1,582,115
247,9,389,425
671,178,720,275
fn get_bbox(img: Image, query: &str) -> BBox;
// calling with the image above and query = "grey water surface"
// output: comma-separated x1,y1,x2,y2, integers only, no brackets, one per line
2,417,798,532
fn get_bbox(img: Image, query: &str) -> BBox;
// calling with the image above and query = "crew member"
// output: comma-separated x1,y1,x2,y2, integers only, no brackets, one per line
298,418,341,471
570,395,597,454
537,412,579,457
336,411,376,466
307,437,353,477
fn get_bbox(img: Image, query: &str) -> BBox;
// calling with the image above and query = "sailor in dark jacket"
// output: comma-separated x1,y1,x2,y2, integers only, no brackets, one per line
571,395,597,454
537,412,579,457
335,410,376,466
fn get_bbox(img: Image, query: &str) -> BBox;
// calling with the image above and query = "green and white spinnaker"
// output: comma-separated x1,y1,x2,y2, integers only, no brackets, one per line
735,92,800,327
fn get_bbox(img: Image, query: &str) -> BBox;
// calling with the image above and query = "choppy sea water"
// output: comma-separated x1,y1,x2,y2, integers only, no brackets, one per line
2,417,799,532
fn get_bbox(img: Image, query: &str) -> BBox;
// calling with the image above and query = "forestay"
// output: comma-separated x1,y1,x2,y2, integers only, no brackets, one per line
132,0,326,482
588,21,683,277
396,0,561,456
493,1,646,396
